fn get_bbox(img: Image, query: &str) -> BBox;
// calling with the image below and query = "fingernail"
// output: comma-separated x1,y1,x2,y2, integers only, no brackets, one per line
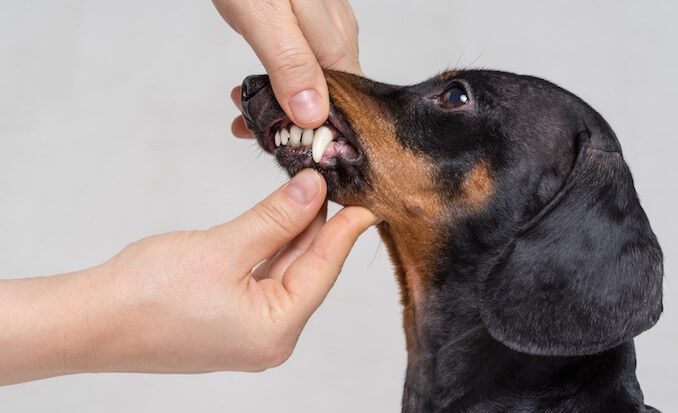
289,90,324,124
284,169,321,205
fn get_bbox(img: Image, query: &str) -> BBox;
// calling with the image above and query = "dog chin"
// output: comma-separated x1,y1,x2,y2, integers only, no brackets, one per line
275,157,367,207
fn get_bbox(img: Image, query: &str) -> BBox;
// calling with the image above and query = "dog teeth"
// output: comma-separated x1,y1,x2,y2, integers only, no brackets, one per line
289,125,302,147
301,128,314,146
280,128,290,145
275,124,335,163
312,126,333,163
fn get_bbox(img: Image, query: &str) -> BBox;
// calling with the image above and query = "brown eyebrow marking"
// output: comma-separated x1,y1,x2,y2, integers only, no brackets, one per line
435,70,459,81
459,161,494,208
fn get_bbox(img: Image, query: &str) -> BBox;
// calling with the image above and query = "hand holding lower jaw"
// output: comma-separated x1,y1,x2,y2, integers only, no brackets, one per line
0,0,371,387
0,170,378,385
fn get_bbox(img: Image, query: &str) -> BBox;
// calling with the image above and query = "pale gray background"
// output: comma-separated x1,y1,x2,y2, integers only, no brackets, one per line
1,1,676,411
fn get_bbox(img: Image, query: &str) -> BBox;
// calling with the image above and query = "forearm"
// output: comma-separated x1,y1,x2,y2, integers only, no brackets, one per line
0,171,376,384
0,266,128,385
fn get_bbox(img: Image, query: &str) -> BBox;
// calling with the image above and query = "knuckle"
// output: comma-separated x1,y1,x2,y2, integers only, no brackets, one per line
269,47,317,81
320,48,359,73
267,344,294,368
256,337,294,370
307,245,334,267
332,210,357,228
251,201,296,240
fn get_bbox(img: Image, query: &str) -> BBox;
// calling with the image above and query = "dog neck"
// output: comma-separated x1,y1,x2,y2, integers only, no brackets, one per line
377,219,646,412
377,215,492,360
376,218,438,355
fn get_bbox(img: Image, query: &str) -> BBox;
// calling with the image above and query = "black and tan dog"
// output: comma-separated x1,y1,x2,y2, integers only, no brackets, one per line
239,70,664,413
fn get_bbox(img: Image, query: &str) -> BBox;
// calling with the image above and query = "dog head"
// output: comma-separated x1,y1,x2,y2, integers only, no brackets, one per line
240,70,663,356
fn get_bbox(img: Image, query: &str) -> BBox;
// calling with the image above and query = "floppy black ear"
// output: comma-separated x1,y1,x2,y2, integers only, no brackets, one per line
479,130,663,356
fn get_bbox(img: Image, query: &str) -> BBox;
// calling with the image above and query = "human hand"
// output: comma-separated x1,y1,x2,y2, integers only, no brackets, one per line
212,0,360,135
0,170,378,385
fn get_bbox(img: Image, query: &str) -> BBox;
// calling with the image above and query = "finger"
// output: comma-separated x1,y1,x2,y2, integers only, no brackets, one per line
282,206,378,319
230,85,243,111
237,2,330,129
230,86,253,138
292,0,361,75
231,116,253,138
211,169,327,274
264,202,328,281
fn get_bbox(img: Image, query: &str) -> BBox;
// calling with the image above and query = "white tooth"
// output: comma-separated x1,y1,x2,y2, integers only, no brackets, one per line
312,126,333,163
289,125,302,147
274,131,281,147
280,128,290,145
301,128,314,146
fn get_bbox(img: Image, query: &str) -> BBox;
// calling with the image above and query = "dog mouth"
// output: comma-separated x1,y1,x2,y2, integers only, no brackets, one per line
239,74,370,201
258,105,364,169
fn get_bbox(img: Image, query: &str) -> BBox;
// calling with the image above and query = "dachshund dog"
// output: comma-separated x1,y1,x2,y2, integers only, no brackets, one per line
239,70,664,413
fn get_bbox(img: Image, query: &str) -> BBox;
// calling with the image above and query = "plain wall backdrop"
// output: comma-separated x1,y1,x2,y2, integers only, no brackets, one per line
1,1,676,411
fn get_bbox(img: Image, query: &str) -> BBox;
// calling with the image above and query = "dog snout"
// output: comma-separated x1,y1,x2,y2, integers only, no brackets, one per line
239,74,277,130
241,75,270,102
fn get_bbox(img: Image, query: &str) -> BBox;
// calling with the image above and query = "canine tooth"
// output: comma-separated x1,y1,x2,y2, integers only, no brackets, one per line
274,131,281,147
289,125,302,147
312,126,333,163
280,128,290,145
301,128,314,146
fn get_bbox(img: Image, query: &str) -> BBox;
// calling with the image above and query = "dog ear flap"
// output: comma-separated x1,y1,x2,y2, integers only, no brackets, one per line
479,130,663,356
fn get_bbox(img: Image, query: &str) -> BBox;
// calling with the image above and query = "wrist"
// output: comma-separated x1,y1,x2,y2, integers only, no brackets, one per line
0,264,137,384
61,262,149,375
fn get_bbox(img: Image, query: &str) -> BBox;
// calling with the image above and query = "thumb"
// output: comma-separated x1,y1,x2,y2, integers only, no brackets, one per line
237,3,329,128
219,169,327,272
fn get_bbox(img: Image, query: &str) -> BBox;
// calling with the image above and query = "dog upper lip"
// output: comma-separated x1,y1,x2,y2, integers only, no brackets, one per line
327,104,359,149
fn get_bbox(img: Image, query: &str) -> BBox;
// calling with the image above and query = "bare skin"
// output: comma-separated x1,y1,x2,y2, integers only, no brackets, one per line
0,0,369,386
212,0,361,135
0,170,377,385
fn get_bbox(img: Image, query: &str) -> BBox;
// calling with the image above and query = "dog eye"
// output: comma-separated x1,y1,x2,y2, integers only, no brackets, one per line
441,85,469,109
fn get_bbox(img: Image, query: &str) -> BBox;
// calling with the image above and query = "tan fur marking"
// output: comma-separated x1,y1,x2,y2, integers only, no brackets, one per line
324,71,495,354
377,223,417,354
326,71,444,351
460,161,493,207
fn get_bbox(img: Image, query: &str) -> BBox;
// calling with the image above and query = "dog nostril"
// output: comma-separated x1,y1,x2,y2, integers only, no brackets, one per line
241,75,270,101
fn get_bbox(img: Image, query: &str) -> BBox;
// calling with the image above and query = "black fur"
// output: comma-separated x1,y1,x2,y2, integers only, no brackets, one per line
240,70,664,412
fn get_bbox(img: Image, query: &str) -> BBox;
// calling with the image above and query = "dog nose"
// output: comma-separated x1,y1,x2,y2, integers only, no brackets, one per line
241,75,270,102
